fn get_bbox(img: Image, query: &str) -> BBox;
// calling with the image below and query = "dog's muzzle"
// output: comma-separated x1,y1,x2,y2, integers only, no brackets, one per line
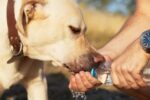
63,52,105,73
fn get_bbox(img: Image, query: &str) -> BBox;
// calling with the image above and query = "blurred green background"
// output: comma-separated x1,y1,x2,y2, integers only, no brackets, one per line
77,0,135,48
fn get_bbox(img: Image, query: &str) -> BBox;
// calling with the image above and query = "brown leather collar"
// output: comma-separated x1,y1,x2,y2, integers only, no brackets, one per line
7,0,24,63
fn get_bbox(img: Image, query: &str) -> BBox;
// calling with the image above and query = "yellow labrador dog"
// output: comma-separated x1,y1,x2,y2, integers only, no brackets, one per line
0,0,104,100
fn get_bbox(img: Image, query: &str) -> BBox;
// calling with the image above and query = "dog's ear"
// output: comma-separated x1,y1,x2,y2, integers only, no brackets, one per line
16,2,47,36
23,3,35,24
16,3,35,36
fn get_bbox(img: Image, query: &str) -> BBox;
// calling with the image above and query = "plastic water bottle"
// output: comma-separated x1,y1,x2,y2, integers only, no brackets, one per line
91,61,150,86
142,66,150,85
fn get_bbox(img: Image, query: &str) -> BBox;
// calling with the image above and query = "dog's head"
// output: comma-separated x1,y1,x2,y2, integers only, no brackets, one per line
16,0,105,73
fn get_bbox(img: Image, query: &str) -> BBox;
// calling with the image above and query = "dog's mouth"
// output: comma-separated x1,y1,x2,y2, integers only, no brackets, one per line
62,53,105,73
63,62,101,73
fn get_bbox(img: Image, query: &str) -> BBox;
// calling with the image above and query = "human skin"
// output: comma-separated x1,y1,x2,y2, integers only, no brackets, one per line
111,39,150,89
69,0,150,92
99,0,150,89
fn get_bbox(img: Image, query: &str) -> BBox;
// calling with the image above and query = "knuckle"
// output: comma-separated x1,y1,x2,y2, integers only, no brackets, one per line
83,82,88,86
122,84,129,89
72,84,76,89
138,81,146,87
81,88,87,92
120,67,125,73
116,67,121,73
131,84,139,89
111,63,117,69
90,79,97,84
121,66,127,72
119,82,125,87
72,81,76,85
127,69,132,74
131,72,140,79
125,86,131,89
113,82,119,87
84,83,91,88
86,85,92,89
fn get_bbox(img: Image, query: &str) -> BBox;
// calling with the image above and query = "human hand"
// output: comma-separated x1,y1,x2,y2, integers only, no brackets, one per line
111,39,149,89
69,71,101,92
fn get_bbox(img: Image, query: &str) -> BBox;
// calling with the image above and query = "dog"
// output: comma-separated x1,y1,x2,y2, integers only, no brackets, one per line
0,0,105,100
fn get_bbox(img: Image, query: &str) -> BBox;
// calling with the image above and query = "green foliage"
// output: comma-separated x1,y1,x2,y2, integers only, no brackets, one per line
78,0,135,15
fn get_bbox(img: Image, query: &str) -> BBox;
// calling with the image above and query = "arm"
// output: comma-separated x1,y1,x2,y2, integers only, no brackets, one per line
99,0,150,60
111,38,150,89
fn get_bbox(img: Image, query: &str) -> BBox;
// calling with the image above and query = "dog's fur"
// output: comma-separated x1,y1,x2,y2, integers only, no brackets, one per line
0,0,104,100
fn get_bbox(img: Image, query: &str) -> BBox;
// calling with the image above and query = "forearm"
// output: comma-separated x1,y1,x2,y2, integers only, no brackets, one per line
136,0,150,16
99,1,150,60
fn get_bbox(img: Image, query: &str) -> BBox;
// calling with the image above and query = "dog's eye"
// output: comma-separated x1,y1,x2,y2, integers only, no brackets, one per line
69,25,81,35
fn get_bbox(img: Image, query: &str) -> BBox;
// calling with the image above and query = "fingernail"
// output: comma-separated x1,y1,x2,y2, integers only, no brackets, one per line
80,71,84,75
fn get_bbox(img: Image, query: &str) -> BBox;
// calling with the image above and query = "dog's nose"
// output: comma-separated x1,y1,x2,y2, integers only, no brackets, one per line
92,53,105,68
79,52,105,70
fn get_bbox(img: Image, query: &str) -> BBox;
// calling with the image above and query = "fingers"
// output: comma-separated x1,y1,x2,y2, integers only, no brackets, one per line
121,68,138,89
80,72,93,89
84,72,101,86
69,71,101,92
113,66,129,88
69,73,88,92
131,72,147,87
69,75,78,91
111,63,147,89
111,64,121,87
